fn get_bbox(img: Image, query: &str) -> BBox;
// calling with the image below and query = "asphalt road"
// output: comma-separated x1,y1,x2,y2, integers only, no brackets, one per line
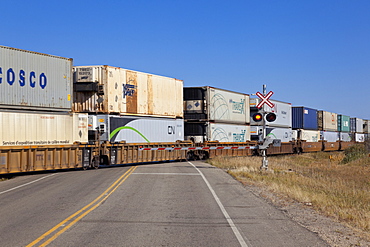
0,161,328,247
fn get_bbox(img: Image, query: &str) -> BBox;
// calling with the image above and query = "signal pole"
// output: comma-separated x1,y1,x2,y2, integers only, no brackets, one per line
261,84,268,170
254,85,275,170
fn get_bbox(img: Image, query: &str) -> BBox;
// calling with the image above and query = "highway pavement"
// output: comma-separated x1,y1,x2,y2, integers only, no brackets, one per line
0,161,328,246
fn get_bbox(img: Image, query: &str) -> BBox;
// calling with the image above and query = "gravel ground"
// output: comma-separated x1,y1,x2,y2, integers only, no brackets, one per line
245,183,370,247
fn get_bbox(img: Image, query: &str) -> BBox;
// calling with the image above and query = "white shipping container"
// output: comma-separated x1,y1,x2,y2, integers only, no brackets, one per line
355,133,365,142
184,87,250,124
318,111,338,131
91,115,184,143
208,123,250,142
320,131,339,142
0,45,72,111
184,122,250,143
250,126,293,143
73,66,183,118
340,132,352,142
250,99,291,128
350,118,364,133
298,129,320,142
0,111,88,146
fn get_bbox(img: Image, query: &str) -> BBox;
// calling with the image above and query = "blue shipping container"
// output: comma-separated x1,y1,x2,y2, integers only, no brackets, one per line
292,107,318,130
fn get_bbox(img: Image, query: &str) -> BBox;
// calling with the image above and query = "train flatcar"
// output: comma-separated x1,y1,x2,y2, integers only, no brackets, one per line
0,45,368,174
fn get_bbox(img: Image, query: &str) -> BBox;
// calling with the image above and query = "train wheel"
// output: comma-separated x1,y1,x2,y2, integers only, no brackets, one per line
186,151,193,160
92,156,100,169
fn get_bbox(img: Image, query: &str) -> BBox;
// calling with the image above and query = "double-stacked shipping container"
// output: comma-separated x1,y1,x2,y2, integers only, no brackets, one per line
292,107,322,152
183,86,251,143
73,65,185,145
0,45,89,173
350,117,366,142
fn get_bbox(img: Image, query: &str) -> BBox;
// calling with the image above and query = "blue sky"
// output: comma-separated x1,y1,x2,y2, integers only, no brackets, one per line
1,0,369,119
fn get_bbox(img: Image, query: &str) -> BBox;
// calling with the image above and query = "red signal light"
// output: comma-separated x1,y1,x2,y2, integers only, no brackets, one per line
266,113,277,122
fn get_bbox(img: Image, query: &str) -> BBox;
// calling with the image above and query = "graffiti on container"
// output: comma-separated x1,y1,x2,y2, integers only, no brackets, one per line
0,67,47,89
122,83,137,98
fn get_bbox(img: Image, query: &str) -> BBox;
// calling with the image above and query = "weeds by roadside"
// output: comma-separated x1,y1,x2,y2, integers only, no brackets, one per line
208,147,370,241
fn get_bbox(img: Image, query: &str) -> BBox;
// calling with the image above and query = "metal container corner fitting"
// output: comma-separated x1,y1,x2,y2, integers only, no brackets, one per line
73,65,183,118
0,45,73,111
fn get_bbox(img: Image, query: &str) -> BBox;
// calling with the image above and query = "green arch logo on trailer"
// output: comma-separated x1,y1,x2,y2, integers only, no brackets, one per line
110,126,150,143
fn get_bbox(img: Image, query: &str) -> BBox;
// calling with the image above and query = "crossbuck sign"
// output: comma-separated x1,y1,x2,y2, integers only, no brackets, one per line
256,91,274,109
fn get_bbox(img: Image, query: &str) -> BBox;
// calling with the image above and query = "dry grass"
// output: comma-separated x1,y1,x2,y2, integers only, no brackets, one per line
208,148,370,240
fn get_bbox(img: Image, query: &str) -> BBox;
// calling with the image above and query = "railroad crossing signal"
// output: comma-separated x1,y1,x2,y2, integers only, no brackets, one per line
265,112,277,122
256,91,274,109
252,113,263,122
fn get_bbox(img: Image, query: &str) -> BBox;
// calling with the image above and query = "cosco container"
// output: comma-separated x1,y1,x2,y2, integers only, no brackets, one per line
89,115,184,143
250,99,291,128
292,107,318,130
320,131,339,142
0,45,72,111
0,111,88,146
317,111,338,131
73,66,183,118
337,115,350,132
250,126,293,142
350,118,364,133
184,122,250,143
184,86,250,124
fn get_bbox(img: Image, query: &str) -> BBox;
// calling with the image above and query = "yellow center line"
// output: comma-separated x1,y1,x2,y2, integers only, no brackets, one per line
27,166,137,247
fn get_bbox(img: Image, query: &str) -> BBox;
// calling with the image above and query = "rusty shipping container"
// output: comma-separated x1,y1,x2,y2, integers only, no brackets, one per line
73,65,183,118
317,111,338,131
0,45,72,111
0,111,88,146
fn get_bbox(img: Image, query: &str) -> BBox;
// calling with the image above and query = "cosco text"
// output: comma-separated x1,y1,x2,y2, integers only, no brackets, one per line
0,67,47,89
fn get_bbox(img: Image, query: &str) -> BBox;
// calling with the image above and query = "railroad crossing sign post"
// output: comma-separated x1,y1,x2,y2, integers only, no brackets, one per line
256,85,275,170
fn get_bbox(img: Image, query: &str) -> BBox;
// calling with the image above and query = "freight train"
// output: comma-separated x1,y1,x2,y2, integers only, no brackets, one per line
0,45,368,174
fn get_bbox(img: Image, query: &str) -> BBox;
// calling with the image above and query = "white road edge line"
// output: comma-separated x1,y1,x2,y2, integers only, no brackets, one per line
132,173,201,175
0,174,57,195
188,161,249,247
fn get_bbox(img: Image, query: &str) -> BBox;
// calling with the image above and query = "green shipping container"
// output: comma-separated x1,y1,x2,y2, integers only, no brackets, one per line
338,115,350,132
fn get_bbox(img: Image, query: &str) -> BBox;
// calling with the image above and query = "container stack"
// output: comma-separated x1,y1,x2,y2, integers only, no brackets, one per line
0,45,88,147
73,65,184,143
317,110,340,143
292,107,320,142
337,115,351,142
364,120,370,140
250,99,292,143
183,86,250,143
350,117,365,142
